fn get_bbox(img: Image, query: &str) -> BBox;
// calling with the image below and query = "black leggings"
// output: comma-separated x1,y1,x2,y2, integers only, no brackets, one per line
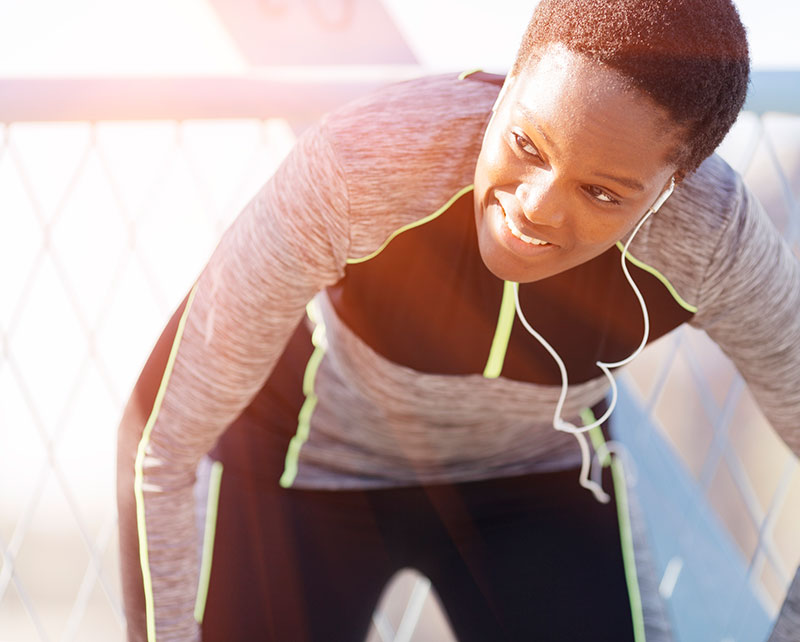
196,322,636,641
200,460,635,642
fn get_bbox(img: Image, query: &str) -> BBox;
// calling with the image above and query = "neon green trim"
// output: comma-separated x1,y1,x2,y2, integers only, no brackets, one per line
194,460,223,624
615,241,698,314
588,426,612,467
279,319,327,488
581,408,612,469
346,185,474,265
134,281,201,642
483,280,516,378
611,454,646,641
581,407,646,642
458,68,483,80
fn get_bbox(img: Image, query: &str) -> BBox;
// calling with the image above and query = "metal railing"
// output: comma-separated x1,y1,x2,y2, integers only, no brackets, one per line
0,76,455,640
617,106,800,641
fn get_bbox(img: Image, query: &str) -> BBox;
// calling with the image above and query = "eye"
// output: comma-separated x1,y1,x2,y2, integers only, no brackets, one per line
511,129,542,159
585,185,620,205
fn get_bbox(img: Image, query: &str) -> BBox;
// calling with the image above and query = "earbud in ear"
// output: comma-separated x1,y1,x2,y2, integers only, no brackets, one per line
484,80,511,139
491,79,510,114
649,176,676,215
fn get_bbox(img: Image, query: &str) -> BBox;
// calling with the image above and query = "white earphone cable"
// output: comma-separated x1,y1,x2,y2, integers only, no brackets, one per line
514,177,675,502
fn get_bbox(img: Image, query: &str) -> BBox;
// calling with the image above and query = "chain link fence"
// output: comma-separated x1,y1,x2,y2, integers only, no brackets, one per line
615,109,800,642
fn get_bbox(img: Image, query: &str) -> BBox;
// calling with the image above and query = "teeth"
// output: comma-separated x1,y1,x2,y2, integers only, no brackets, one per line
503,210,549,246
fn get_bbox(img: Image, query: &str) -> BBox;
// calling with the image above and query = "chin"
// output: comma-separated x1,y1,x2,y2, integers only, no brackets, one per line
479,251,524,282
476,236,556,283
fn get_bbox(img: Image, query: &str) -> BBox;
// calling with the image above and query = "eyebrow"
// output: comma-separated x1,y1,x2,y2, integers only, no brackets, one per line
515,102,646,193
516,104,559,153
591,172,645,192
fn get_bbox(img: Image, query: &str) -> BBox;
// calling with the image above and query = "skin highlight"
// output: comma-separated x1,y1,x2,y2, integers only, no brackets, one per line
473,45,684,284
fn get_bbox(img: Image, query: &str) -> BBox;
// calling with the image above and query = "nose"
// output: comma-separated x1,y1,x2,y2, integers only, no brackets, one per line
515,176,565,227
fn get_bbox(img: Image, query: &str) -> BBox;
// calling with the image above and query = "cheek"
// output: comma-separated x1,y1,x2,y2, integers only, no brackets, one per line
571,211,640,250
476,134,514,186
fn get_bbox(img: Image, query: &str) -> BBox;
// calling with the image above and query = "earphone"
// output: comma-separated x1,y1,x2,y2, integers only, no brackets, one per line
482,79,511,137
492,79,510,114
515,176,676,502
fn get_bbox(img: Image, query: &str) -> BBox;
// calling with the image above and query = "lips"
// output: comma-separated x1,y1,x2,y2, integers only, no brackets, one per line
502,208,551,246
494,196,556,247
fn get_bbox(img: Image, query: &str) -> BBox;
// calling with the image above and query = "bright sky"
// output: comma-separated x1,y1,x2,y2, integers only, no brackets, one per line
383,0,800,71
0,0,797,76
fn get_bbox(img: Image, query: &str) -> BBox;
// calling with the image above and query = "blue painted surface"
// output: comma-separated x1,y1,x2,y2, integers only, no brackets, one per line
612,383,775,642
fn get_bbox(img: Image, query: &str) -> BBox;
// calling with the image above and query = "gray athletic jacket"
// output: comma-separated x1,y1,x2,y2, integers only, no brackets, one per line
117,73,800,641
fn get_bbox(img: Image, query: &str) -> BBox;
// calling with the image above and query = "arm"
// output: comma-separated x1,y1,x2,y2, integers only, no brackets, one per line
690,176,800,457
116,124,350,641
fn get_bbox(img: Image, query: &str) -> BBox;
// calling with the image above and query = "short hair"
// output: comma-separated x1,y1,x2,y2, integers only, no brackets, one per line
511,0,750,175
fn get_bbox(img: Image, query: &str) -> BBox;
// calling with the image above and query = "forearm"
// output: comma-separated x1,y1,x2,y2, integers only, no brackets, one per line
116,123,351,641
117,289,202,642
691,179,800,458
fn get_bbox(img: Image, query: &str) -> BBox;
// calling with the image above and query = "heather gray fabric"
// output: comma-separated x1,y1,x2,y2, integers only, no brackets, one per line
294,289,612,487
124,74,800,641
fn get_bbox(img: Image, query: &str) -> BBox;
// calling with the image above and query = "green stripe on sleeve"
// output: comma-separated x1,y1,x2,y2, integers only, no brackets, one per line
194,460,224,624
134,280,201,642
483,280,517,378
458,68,483,80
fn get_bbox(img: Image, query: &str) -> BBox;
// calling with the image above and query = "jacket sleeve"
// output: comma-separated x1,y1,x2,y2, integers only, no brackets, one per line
116,123,350,641
689,176,800,458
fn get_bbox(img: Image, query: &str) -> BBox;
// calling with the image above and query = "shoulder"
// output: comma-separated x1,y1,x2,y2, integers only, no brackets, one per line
626,153,749,310
633,153,747,255
672,153,746,231
319,73,501,259
322,72,501,142
321,72,499,183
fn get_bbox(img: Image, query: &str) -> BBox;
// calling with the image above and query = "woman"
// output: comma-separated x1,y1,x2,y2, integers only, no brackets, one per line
117,0,800,640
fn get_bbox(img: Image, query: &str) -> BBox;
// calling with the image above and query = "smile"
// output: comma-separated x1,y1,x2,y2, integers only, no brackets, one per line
502,208,551,246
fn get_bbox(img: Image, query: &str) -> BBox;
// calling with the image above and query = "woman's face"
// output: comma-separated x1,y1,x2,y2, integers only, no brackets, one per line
473,44,683,283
